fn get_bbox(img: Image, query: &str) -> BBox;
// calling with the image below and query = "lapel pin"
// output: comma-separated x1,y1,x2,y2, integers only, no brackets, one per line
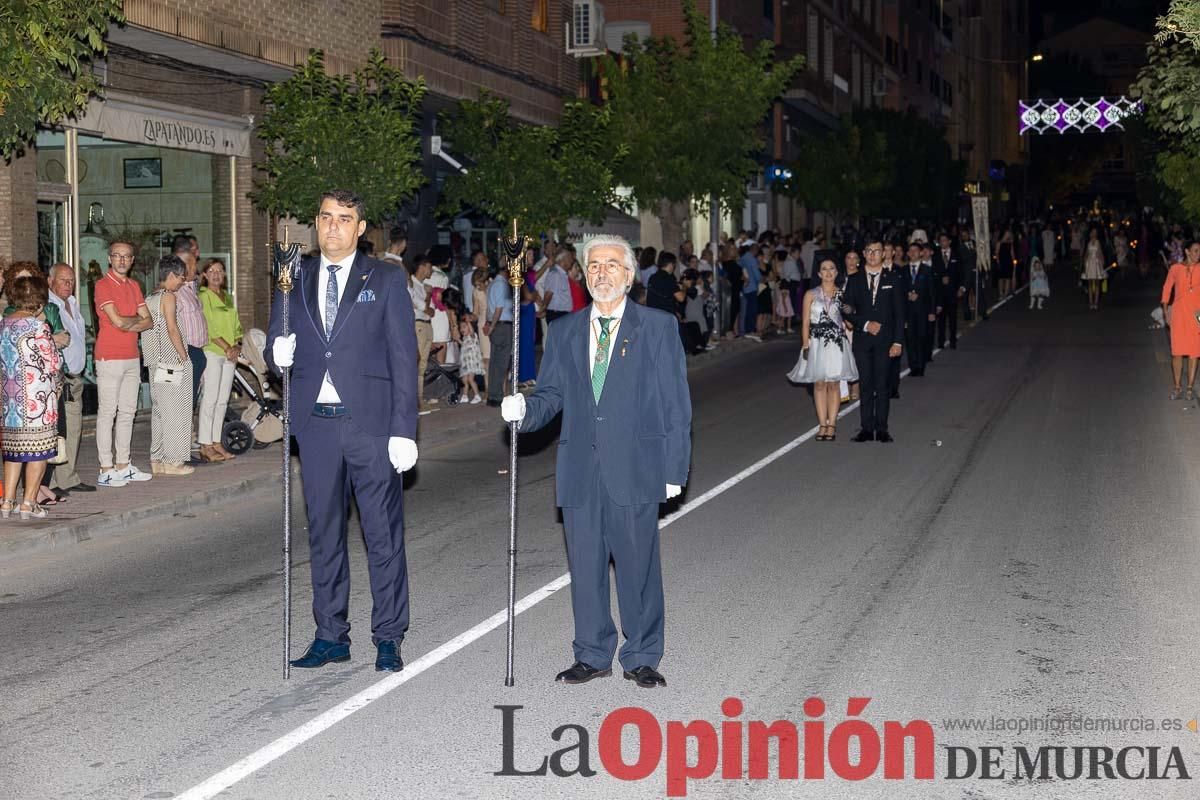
621,338,629,357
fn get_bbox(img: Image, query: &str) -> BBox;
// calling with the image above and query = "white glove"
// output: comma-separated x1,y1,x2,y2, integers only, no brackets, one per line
388,437,418,473
666,484,682,500
272,333,296,368
500,393,526,423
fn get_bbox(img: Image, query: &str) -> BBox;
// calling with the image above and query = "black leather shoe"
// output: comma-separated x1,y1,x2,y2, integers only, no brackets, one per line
890,390,901,399
486,400,502,407
375,639,403,672
555,661,611,684
623,666,667,688
852,430,875,443
876,431,894,443
910,370,924,377
69,483,96,493
289,638,350,668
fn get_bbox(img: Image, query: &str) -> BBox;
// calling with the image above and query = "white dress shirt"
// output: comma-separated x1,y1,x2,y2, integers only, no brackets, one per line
49,292,86,375
588,298,626,371
317,253,355,403
409,279,431,322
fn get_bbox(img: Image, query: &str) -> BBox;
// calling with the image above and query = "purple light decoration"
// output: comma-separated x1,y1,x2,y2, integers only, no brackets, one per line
1095,97,1112,130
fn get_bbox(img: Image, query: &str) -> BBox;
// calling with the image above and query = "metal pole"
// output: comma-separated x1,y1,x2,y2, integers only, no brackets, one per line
271,231,299,680
710,0,723,337
504,218,525,687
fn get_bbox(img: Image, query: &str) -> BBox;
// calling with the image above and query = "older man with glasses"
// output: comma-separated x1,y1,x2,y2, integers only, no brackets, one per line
501,234,692,689
94,239,154,487
47,263,93,495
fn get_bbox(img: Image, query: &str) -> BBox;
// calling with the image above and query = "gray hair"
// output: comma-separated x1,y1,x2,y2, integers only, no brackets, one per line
580,235,636,277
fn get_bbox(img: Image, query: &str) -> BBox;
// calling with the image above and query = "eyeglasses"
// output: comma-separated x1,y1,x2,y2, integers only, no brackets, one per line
586,260,625,275
109,253,135,261
864,247,883,254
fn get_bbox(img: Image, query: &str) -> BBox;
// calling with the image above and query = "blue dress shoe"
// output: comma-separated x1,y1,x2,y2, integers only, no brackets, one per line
290,638,350,668
375,639,404,672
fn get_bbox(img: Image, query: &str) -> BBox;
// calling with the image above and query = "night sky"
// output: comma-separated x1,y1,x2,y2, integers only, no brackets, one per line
1030,0,1169,41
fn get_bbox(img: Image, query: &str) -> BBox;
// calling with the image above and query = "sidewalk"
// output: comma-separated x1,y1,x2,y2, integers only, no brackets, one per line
0,334,766,562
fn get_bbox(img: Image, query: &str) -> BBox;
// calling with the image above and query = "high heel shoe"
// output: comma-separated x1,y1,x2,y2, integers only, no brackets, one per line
1,500,13,520
18,501,47,520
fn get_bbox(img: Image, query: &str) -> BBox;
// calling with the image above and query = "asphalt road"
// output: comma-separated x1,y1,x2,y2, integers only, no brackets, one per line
3,273,1199,800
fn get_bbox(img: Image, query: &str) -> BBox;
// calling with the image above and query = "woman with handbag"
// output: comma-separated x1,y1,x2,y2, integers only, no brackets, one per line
141,256,194,475
0,275,63,519
1161,241,1200,400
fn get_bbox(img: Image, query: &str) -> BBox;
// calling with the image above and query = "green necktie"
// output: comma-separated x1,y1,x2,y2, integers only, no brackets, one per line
591,317,613,403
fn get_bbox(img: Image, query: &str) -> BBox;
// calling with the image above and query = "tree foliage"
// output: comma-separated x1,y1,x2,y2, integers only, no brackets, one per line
0,0,122,159
250,50,426,225
439,93,626,237
1156,0,1200,50
602,0,803,227
792,108,963,222
781,118,890,224
1131,37,1200,219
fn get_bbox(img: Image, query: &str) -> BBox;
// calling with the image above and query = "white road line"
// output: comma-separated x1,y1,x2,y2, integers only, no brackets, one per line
177,284,1024,799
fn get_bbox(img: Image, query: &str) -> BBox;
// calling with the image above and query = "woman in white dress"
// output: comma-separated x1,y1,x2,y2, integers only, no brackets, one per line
1082,226,1106,310
788,258,858,441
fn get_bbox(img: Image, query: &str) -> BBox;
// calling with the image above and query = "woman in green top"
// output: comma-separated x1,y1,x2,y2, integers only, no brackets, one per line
198,259,243,462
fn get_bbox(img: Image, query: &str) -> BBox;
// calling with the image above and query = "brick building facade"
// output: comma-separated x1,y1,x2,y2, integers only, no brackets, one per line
6,0,576,347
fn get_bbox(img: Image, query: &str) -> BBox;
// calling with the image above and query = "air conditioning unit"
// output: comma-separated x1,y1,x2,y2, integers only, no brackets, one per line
872,76,889,96
565,0,606,58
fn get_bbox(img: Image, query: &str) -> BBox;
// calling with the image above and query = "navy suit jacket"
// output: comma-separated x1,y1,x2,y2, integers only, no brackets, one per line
519,301,692,508
266,252,418,439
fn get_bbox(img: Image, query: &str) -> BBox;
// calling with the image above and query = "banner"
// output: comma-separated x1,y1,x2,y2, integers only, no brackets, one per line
971,195,990,273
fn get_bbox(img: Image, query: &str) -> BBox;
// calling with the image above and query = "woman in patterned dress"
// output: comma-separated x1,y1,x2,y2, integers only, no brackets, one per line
0,275,62,520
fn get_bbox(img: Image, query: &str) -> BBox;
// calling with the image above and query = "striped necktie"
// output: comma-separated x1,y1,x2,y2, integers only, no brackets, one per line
591,317,613,403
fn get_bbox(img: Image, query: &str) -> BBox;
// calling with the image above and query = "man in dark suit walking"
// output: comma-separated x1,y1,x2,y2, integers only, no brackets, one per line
841,237,905,442
932,232,964,349
268,189,418,673
501,234,692,689
901,242,934,377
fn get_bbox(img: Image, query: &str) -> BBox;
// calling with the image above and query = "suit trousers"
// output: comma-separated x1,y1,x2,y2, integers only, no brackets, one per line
905,316,927,374
854,340,894,433
938,299,959,347
487,322,513,402
296,413,409,645
561,469,664,672
50,372,84,490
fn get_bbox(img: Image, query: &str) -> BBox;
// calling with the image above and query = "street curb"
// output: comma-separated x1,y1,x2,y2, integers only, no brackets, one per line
0,331,780,563
0,465,297,561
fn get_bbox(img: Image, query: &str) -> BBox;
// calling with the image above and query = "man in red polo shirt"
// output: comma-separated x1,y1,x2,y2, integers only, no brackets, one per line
94,239,153,487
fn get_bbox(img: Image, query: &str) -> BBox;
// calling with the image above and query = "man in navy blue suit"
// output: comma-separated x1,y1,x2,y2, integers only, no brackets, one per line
501,235,692,689
267,189,418,673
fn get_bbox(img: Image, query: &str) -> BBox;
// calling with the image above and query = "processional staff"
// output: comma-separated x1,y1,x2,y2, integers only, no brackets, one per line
501,218,528,687
270,229,303,680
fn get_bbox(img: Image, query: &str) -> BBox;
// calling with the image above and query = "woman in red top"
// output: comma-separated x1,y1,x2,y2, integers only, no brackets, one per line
1162,241,1200,399
568,262,589,311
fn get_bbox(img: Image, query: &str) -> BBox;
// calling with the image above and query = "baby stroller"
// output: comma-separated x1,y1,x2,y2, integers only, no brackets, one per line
424,360,463,406
222,328,284,453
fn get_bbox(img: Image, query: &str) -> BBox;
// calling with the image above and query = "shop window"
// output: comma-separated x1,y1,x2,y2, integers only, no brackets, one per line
531,0,548,32
75,134,233,368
